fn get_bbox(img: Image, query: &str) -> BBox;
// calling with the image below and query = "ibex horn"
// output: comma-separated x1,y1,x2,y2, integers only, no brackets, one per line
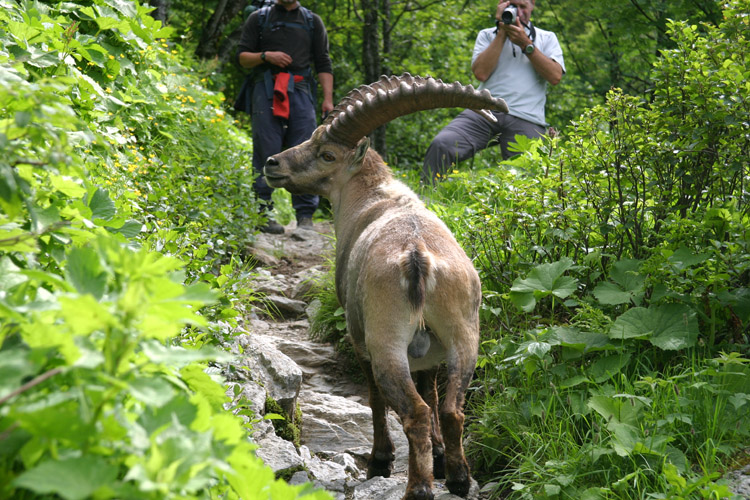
322,73,509,148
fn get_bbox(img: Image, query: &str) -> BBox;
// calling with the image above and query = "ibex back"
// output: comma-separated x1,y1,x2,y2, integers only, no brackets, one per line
264,74,508,500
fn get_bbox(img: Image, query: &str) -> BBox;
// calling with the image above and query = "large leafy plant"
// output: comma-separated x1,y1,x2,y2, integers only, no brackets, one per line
0,0,330,498
422,1,750,497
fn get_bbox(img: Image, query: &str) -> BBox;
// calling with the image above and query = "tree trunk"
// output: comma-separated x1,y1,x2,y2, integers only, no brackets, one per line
362,0,386,154
149,0,169,24
195,0,247,60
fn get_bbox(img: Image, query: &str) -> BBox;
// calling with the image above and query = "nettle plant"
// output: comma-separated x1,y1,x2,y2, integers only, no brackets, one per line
0,0,330,498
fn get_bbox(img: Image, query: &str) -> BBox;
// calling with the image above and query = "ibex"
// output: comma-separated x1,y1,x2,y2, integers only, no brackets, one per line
264,74,508,500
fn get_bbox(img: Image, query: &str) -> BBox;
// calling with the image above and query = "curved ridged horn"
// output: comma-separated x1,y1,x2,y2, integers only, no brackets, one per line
322,73,509,148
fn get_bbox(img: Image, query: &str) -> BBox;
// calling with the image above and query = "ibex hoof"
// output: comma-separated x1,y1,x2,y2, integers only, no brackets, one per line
446,477,471,497
404,485,434,500
367,452,394,479
367,465,392,479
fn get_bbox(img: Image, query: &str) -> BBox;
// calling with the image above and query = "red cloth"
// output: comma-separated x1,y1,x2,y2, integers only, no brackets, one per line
273,73,305,119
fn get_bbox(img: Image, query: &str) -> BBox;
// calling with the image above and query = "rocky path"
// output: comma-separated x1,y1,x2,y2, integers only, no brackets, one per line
221,220,480,500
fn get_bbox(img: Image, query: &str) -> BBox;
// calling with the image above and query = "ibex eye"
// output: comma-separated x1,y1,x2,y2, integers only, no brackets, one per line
321,152,336,162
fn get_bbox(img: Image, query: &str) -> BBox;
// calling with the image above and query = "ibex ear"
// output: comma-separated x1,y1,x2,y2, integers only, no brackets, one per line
349,137,370,173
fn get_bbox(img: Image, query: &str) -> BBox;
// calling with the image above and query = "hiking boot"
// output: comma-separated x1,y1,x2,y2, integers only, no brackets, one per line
259,218,284,234
297,216,314,230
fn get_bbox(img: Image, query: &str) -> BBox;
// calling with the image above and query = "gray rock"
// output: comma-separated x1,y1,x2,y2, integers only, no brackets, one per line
304,455,349,491
235,333,302,419
305,298,322,321
255,433,304,475
353,476,405,500
288,470,311,485
726,464,750,498
298,390,409,474
247,245,281,268
265,294,308,318
291,266,327,300
297,390,378,454
224,380,266,420
331,452,361,478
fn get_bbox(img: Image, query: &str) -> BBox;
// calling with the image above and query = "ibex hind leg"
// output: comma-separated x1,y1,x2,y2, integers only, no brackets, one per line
415,368,445,479
370,358,434,500
356,355,395,478
440,341,478,497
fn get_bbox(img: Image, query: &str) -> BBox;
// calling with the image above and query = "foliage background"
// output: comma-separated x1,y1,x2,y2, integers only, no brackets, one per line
2,0,749,498
0,0,328,498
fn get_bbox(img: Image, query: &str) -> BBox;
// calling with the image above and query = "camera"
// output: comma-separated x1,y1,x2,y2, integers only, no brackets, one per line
501,4,518,24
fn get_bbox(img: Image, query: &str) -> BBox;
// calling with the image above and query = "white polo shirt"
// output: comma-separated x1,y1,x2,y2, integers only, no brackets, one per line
472,24,565,126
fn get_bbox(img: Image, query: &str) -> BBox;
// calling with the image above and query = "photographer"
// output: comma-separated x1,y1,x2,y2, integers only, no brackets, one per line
423,0,564,182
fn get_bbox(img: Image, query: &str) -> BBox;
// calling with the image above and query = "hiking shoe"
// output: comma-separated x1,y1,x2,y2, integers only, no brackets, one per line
259,218,284,234
297,216,314,230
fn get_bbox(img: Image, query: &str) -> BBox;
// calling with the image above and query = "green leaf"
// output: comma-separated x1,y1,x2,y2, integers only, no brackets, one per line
588,393,642,427
88,188,116,221
129,376,176,407
663,463,687,490
107,219,143,238
0,257,26,290
141,340,232,366
590,352,631,382
548,326,612,352
65,246,107,299
13,456,117,500
594,259,645,305
5,20,41,44
581,487,608,500
0,226,37,252
668,246,711,270
101,0,138,18
138,395,198,435
593,282,633,305
28,204,61,234
510,258,579,311
0,348,37,400
511,258,578,298
50,175,86,198
181,364,227,410
509,289,537,312
94,16,121,31
609,304,698,350
544,483,561,496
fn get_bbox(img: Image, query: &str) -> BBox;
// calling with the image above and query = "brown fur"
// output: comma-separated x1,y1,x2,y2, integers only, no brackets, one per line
264,129,480,500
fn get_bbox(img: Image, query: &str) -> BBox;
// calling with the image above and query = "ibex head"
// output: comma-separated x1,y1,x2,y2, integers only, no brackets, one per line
263,73,508,198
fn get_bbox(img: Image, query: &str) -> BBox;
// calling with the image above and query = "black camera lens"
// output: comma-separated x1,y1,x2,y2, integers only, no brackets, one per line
501,4,518,24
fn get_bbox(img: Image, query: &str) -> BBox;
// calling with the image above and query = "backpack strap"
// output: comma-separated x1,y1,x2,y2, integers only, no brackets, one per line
257,5,272,35
299,6,314,36
258,5,314,37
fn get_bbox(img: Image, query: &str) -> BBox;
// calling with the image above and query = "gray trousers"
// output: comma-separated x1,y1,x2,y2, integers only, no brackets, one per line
422,110,545,182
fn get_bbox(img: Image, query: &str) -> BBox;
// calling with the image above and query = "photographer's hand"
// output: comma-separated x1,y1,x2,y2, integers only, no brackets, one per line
500,18,531,48
495,1,511,23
